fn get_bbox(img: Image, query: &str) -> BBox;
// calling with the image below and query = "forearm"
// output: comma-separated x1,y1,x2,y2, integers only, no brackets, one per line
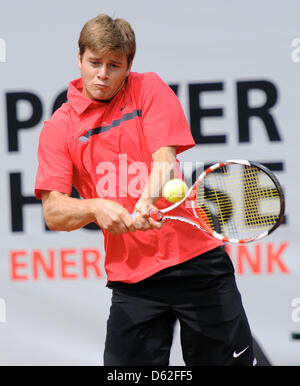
43,192,97,231
140,146,177,203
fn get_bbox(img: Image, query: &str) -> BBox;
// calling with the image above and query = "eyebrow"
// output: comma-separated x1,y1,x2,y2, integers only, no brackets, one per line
88,56,123,64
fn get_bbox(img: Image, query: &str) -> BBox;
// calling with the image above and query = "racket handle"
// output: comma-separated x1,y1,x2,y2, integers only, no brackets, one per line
130,211,164,221
149,209,163,222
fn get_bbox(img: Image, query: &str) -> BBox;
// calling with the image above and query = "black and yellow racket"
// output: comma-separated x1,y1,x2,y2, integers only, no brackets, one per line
150,160,285,244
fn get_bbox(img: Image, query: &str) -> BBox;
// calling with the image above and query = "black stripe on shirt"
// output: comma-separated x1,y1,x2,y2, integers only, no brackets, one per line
79,109,142,142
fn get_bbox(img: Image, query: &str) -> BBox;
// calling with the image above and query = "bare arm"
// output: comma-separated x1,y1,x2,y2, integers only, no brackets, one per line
42,191,136,234
41,147,176,234
141,146,176,203
134,146,177,217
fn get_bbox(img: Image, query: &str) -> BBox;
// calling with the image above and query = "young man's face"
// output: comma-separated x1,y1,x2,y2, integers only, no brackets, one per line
78,48,131,101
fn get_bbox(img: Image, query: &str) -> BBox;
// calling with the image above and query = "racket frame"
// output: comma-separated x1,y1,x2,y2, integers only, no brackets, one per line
153,159,285,244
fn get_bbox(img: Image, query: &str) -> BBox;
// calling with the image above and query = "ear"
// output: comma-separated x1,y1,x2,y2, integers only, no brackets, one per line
78,52,82,70
126,61,133,77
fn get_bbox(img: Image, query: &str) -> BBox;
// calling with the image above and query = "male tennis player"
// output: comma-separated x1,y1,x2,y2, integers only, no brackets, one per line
35,14,255,366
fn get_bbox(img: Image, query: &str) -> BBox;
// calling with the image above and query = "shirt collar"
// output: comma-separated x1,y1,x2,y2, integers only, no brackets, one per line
67,78,94,115
67,77,128,115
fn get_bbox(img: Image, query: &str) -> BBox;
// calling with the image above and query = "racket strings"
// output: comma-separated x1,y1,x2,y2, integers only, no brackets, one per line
242,167,280,228
194,164,281,239
219,165,241,239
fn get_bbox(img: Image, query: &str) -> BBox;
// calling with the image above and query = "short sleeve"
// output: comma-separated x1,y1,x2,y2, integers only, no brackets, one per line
35,115,73,200
140,72,195,155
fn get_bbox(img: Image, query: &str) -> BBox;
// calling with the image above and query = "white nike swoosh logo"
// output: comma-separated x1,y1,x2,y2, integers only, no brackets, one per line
233,346,249,358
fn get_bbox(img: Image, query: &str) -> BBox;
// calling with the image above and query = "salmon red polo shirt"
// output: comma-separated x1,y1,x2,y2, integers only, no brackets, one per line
35,72,222,283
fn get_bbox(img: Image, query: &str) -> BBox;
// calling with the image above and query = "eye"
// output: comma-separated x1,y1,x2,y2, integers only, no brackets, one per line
90,61,100,66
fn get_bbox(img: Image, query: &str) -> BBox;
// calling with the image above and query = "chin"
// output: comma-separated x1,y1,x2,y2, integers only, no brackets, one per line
92,92,109,101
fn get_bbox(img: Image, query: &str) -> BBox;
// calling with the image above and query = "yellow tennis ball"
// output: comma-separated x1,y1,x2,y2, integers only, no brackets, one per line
162,179,188,203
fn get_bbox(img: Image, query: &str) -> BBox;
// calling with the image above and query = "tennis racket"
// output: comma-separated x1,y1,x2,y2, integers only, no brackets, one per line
149,159,285,244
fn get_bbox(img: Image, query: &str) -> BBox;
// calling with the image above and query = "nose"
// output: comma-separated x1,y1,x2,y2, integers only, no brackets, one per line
97,64,109,80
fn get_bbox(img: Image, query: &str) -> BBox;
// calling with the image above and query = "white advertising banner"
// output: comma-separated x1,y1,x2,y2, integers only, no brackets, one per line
0,0,300,365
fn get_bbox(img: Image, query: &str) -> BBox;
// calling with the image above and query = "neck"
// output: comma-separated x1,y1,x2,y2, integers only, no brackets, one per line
88,78,127,103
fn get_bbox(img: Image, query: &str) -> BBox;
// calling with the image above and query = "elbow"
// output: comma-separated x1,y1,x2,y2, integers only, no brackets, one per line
44,217,70,232
43,206,63,231
44,215,60,231
42,191,72,232
43,207,74,232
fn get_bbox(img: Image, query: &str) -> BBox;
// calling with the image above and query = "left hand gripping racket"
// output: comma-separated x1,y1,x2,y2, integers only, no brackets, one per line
149,160,285,244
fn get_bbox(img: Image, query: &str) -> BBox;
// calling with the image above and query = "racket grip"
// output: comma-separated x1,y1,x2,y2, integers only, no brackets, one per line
130,211,163,221
149,209,163,222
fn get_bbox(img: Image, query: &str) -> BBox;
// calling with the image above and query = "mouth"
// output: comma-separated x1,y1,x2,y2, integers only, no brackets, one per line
95,84,109,89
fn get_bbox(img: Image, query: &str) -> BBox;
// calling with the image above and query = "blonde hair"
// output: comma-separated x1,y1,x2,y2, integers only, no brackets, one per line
78,14,136,66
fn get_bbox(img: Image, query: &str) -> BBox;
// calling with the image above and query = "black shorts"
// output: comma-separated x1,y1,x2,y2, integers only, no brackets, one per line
104,246,255,366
